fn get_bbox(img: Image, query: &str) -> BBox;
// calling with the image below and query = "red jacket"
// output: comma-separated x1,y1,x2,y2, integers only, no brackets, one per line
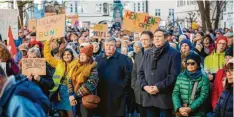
211,69,226,109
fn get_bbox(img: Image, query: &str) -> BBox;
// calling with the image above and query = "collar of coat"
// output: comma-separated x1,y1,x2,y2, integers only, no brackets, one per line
102,51,119,59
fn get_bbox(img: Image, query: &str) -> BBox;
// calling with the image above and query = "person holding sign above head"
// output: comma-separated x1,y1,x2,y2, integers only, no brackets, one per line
0,43,19,77
25,47,54,97
44,37,77,117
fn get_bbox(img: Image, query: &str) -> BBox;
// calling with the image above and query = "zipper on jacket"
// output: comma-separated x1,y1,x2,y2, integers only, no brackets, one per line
222,91,231,117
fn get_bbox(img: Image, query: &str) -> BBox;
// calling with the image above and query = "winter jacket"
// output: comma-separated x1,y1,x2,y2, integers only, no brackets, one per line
95,51,133,116
204,51,225,74
131,49,144,105
0,75,49,117
172,72,209,116
211,69,226,109
139,45,181,109
213,87,233,117
44,40,77,92
14,37,23,47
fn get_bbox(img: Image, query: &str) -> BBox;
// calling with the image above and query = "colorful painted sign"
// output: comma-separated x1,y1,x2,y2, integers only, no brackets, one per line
122,10,161,33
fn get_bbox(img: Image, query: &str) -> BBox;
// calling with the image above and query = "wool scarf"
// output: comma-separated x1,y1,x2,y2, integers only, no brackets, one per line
71,60,97,93
151,42,169,70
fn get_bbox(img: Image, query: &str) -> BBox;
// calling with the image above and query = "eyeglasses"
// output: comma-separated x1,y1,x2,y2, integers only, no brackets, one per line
225,68,233,73
186,62,196,66
217,43,226,45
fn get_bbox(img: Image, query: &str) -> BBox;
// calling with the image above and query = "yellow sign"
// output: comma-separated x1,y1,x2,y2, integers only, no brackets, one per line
28,19,37,32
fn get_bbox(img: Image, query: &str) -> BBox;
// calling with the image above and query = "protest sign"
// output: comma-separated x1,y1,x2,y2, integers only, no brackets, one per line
28,19,37,32
122,10,161,33
36,14,65,41
93,24,108,38
0,62,7,76
66,15,79,26
22,58,46,75
0,9,18,40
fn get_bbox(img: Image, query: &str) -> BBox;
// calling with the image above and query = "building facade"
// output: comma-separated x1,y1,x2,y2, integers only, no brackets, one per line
64,0,147,27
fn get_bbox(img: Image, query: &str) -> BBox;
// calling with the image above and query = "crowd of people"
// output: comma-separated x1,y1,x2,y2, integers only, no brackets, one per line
0,24,233,117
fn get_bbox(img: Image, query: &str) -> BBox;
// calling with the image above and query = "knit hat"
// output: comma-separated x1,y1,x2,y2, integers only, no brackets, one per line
180,39,193,50
186,52,201,67
80,45,93,57
225,46,233,57
215,35,228,48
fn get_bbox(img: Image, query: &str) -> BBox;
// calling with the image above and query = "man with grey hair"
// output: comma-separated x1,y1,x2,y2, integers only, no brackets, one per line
95,37,133,117
0,66,49,117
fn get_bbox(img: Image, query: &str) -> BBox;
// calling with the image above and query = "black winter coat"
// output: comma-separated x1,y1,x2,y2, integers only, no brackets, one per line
139,45,181,109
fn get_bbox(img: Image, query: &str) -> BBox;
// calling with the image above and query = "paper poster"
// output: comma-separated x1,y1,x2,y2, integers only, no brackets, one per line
36,14,65,41
21,58,46,75
0,9,18,40
122,10,161,33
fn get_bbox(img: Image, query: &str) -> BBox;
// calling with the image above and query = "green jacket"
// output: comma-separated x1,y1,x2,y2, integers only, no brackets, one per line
172,72,209,117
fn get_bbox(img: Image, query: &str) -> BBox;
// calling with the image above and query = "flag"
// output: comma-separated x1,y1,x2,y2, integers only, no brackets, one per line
178,23,183,35
8,26,17,56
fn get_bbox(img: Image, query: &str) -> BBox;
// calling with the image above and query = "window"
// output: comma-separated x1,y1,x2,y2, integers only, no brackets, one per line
180,1,183,6
155,9,160,16
187,0,190,5
109,4,113,12
75,3,77,13
223,4,226,12
142,2,145,12
70,4,73,13
134,3,136,11
103,3,109,15
177,1,180,7
96,4,102,13
169,9,174,16
138,3,140,11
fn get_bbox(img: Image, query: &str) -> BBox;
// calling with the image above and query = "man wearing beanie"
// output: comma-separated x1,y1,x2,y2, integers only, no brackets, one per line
204,35,228,81
211,46,233,109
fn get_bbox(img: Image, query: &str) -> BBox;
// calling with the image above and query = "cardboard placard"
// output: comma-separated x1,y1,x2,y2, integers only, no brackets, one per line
28,19,37,32
36,14,65,41
93,24,108,32
93,24,108,39
66,15,79,26
0,9,18,40
122,10,161,33
22,58,46,75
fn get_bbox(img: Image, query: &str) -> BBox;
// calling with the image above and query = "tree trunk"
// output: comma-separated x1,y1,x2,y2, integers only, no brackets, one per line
197,1,211,31
214,1,221,29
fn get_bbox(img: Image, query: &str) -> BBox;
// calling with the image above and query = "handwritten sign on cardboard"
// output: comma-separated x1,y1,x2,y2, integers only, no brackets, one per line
122,10,161,33
36,14,65,41
22,58,46,75
93,24,108,38
28,19,37,32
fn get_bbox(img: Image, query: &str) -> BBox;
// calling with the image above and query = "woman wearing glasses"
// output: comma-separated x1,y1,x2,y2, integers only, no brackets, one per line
213,58,233,117
172,53,209,117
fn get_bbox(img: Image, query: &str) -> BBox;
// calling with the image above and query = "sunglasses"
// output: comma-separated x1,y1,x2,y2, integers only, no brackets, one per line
216,32,221,34
186,62,196,66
